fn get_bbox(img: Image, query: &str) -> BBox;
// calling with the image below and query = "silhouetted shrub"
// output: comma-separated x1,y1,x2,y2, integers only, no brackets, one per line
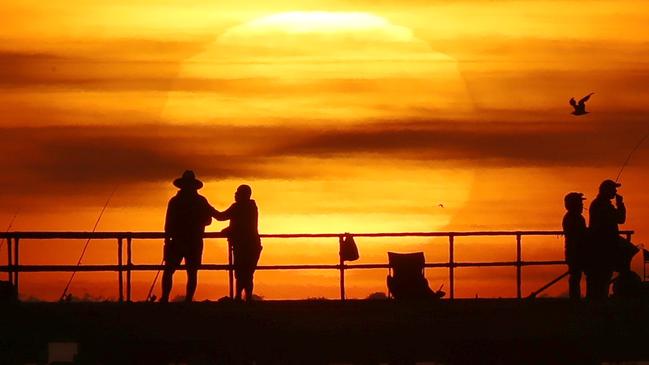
366,292,388,300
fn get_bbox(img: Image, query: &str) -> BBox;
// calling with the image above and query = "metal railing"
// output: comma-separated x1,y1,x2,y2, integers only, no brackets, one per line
0,230,634,301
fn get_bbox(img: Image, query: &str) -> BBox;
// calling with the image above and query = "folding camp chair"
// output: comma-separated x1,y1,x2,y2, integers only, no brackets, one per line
386,252,444,300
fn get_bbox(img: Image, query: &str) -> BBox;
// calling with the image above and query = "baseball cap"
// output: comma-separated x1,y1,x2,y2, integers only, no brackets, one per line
564,192,586,206
599,179,621,191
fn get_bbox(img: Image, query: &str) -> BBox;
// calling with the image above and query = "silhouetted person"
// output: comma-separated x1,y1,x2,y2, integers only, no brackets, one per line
569,93,594,116
587,179,626,300
161,170,216,303
562,192,587,300
214,185,262,302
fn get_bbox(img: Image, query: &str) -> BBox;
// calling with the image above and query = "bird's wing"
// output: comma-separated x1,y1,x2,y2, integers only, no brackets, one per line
569,98,577,107
579,92,594,105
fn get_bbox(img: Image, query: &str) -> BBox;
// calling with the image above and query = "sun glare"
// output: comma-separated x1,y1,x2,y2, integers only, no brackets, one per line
222,11,414,41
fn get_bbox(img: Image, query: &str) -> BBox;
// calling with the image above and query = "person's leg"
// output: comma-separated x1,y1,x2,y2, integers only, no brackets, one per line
591,271,606,300
601,270,613,299
161,268,175,303
588,270,611,300
243,268,254,301
585,271,594,300
234,270,244,301
244,247,261,301
185,268,197,302
184,241,203,302
234,255,244,300
568,266,582,300
161,244,181,303
586,270,604,300
245,278,254,301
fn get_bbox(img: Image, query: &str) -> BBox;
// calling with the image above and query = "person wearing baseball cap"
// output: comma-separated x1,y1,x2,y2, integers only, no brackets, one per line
562,192,588,300
587,179,626,300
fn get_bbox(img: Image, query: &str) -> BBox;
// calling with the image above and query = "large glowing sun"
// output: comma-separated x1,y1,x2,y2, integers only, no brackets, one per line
162,11,473,124
161,12,475,231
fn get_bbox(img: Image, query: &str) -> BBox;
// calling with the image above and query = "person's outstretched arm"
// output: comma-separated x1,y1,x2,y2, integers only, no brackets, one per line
213,204,234,221
201,198,218,226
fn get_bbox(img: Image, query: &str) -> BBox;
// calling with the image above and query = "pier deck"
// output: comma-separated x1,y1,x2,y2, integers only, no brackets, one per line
2,299,648,364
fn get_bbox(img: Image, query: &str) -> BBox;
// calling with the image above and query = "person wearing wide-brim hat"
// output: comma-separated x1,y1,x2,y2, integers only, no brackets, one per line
161,170,217,303
587,179,626,300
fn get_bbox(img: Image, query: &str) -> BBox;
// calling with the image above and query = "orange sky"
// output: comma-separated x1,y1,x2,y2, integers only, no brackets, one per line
1,0,649,301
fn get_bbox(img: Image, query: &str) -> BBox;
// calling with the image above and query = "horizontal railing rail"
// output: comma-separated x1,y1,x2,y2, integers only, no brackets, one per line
1,230,593,239
0,230,635,302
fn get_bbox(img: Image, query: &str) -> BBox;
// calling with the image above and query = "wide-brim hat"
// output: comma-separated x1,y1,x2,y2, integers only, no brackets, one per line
173,170,203,190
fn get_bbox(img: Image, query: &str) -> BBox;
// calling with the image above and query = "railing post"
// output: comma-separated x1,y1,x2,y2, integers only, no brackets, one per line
118,238,123,303
449,234,454,300
228,241,234,299
339,257,346,301
126,236,132,302
14,237,19,296
516,233,522,299
6,236,13,285
339,235,346,301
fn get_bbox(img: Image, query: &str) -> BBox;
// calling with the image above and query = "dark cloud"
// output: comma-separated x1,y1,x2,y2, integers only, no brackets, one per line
5,37,649,99
0,51,178,91
0,37,208,91
0,117,648,214
430,37,649,64
0,50,430,94
0,125,287,196
275,118,649,166
2,118,648,195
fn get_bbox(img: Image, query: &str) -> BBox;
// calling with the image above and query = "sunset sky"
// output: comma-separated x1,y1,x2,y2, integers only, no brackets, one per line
2,0,649,301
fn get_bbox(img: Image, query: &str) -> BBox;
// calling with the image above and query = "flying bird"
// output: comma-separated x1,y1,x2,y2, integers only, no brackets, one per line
438,204,445,208
569,93,594,116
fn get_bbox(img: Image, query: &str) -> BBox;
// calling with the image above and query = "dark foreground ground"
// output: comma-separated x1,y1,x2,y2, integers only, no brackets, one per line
1,298,648,364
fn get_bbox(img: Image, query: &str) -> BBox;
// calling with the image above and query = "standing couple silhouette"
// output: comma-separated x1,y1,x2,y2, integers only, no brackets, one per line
161,170,262,303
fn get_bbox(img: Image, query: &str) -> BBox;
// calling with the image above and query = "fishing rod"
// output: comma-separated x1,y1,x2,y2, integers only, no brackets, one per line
527,271,570,299
146,257,165,302
0,210,20,252
60,187,118,301
615,128,649,182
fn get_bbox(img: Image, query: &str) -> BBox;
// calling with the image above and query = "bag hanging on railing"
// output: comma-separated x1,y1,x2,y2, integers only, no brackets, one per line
339,233,359,261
